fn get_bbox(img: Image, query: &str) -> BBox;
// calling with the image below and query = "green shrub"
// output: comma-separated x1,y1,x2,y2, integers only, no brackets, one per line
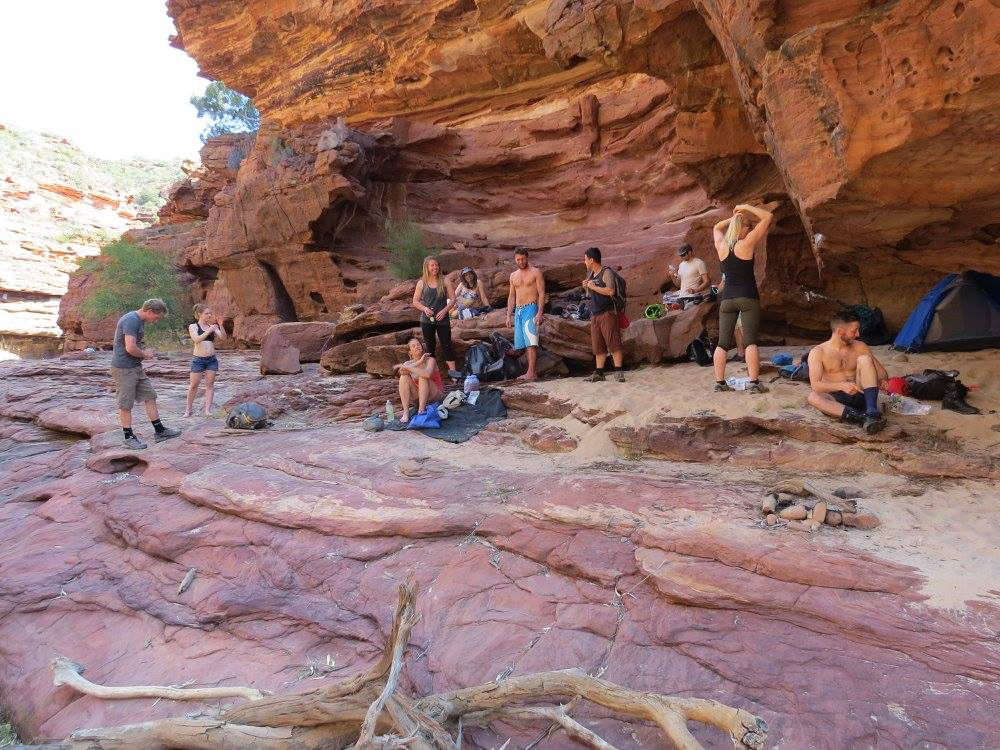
385,219,435,280
0,715,18,747
78,240,189,349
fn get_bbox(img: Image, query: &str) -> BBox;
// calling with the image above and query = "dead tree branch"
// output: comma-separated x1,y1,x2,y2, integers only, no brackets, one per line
51,656,266,702
16,584,768,750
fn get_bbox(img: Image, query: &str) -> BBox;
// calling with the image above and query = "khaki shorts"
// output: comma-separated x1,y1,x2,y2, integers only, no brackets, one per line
111,366,156,410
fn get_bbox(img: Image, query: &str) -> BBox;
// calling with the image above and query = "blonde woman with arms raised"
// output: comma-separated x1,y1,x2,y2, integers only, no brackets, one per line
711,203,773,394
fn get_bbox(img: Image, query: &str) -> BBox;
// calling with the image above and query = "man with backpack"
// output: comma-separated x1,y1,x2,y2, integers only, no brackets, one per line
581,247,625,382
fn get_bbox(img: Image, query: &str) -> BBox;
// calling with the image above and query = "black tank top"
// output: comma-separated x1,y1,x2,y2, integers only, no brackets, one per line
196,322,216,342
419,281,448,324
720,251,758,300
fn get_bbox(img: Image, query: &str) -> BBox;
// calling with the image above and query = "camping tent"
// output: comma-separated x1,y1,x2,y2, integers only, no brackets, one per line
894,271,1000,352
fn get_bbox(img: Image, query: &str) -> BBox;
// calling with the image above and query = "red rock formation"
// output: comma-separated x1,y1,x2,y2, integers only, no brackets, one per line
156,0,1000,353
1,353,998,748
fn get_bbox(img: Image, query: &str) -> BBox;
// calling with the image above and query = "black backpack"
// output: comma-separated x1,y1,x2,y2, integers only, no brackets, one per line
905,369,969,401
687,334,713,366
847,304,891,346
464,342,492,378
602,267,627,314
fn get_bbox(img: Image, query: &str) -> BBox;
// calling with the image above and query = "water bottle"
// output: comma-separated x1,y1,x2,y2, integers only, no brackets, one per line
386,400,395,421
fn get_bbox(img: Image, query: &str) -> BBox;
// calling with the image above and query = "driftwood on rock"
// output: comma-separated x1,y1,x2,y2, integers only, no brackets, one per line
18,583,769,750
51,656,266,702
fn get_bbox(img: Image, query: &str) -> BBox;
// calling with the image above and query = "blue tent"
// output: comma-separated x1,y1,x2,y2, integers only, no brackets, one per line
894,271,1000,352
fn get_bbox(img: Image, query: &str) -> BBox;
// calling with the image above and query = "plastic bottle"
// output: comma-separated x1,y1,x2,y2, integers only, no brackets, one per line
727,376,751,391
386,400,395,421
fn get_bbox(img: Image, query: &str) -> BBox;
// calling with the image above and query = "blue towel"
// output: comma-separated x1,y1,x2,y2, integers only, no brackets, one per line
772,353,793,366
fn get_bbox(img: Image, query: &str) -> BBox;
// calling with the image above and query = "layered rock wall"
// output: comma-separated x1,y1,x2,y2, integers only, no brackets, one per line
153,0,1000,349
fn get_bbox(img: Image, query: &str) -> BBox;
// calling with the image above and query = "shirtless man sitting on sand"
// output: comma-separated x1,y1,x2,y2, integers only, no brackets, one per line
807,310,889,434
505,247,545,381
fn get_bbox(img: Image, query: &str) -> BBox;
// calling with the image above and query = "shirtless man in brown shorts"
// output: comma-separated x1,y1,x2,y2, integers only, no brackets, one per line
807,309,888,434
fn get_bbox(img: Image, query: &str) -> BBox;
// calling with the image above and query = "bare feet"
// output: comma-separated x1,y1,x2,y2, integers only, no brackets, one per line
400,414,410,424
516,372,538,382
182,410,193,418
203,410,213,417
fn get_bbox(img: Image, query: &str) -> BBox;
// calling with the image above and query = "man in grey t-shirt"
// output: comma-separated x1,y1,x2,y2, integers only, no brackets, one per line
110,298,180,449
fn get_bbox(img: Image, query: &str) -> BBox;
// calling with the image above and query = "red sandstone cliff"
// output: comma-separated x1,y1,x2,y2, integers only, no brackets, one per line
146,0,1000,349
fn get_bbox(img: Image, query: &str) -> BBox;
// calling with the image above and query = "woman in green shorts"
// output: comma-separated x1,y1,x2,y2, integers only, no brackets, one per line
711,203,774,394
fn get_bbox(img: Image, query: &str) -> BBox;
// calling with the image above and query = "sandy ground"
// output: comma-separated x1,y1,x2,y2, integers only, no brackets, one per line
425,345,1000,611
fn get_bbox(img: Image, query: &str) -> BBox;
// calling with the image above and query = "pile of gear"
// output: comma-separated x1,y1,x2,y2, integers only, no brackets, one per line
885,368,980,414
759,480,880,533
464,332,525,382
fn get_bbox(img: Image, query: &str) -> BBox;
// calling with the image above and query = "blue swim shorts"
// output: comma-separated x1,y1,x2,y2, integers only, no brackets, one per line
514,303,539,350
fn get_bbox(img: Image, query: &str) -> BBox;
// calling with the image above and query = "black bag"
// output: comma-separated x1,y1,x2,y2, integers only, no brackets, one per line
604,268,628,315
488,332,525,381
227,402,269,430
464,342,492,378
847,304,891,346
904,369,968,401
687,334,713,366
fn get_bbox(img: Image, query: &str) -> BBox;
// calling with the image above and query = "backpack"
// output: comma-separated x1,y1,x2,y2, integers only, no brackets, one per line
602,267,627,315
227,402,269,430
464,342,492,378
904,369,968,401
847,304,891,346
687,334,713,366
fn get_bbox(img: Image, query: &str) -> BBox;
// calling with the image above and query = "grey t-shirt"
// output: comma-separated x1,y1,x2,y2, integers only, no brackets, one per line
111,311,144,368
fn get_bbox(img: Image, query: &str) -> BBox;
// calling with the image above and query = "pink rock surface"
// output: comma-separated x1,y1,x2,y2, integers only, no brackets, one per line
0,353,998,748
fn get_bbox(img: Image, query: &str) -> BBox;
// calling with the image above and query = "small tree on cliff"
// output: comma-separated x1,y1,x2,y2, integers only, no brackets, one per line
190,81,260,142
79,240,189,347
386,219,435,280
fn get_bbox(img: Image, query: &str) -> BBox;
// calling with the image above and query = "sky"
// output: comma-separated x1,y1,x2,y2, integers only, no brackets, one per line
0,1,207,161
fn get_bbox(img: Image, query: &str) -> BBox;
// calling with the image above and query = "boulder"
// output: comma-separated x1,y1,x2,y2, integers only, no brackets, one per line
260,321,338,363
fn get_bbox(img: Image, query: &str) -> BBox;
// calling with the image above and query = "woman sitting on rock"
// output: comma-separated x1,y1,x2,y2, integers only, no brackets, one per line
453,267,490,319
394,338,444,423
412,256,458,375
185,303,226,417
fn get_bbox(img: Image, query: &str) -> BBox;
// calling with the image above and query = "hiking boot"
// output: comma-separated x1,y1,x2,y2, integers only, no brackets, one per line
584,371,606,382
154,427,181,443
942,383,981,414
748,381,769,394
613,370,625,382
863,414,887,435
714,381,734,392
840,406,866,426
123,435,147,450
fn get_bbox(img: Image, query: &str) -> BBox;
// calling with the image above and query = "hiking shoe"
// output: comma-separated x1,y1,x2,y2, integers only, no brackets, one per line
584,371,606,382
714,381,734,392
863,414,887,435
748,381,769,394
613,371,625,383
840,406,866,426
123,435,147,450
153,427,181,443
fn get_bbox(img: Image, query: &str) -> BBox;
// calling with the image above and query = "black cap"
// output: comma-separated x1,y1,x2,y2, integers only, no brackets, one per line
678,243,693,256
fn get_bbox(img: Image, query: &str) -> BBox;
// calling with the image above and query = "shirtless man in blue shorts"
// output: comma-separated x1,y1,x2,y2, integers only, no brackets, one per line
505,247,545,381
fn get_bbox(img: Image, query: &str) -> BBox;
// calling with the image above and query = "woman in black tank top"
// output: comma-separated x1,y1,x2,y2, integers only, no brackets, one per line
412,256,458,374
711,203,774,394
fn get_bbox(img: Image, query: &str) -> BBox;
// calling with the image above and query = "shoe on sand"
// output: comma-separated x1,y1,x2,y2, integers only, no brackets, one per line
584,371,606,382
154,427,181,443
613,371,625,382
123,435,147,450
863,414,886,435
714,381,734,392
748,381,769,394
